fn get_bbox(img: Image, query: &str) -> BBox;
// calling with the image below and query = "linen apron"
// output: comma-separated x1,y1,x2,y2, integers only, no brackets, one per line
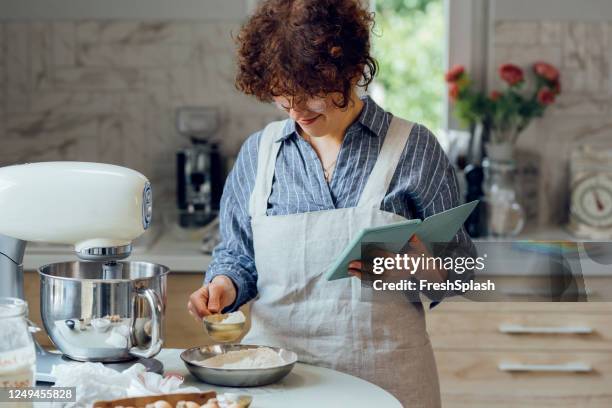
244,117,441,407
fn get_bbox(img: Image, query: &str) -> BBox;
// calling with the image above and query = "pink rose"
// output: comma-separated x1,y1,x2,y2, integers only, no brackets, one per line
537,87,556,105
533,62,560,82
445,65,465,83
499,63,524,86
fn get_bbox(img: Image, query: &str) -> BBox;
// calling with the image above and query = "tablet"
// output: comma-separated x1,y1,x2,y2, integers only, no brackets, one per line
325,219,421,281
324,200,479,281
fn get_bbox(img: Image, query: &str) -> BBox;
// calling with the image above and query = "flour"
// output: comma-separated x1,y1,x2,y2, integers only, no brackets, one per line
219,311,245,325
198,347,286,369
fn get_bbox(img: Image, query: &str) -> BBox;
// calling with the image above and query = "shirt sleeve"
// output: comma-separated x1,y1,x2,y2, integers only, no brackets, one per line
204,131,262,312
402,124,477,308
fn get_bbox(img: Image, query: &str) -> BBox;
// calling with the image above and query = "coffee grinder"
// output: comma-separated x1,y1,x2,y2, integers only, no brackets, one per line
176,107,224,228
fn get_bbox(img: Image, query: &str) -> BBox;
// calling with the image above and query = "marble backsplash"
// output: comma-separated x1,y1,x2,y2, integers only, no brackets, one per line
0,20,284,210
492,20,612,225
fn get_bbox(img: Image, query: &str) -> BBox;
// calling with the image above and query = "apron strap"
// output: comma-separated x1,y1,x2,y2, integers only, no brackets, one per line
357,116,414,209
249,120,288,217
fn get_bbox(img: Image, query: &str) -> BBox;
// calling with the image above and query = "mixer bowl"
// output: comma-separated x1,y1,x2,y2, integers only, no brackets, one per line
38,261,169,362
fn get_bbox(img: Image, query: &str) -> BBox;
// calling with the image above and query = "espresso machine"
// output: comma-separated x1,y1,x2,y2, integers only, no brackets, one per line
0,162,168,382
176,107,224,228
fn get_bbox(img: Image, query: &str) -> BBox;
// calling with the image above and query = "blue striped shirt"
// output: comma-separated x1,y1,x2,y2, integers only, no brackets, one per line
205,96,474,309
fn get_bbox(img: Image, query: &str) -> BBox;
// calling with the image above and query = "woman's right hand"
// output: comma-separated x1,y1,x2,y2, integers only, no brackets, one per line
187,275,237,321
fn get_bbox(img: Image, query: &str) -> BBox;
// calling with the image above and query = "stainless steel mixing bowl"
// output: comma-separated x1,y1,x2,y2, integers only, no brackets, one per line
181,344,298,387
38,261,169,362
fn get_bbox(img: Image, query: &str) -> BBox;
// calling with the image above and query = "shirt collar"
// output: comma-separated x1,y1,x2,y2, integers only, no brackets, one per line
274,95,387,142
275,119,298,142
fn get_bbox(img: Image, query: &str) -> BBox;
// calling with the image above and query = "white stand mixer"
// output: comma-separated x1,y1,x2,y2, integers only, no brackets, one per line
0,162,163,383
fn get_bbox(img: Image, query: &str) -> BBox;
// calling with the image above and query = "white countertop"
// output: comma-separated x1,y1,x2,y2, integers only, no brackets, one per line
23,227,212,273
157,348,402,408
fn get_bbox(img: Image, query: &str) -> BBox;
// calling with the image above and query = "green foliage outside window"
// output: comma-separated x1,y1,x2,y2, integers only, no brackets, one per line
372,0,444,133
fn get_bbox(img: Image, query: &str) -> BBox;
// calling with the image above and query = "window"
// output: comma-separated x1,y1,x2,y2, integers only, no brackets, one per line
372,0,445,133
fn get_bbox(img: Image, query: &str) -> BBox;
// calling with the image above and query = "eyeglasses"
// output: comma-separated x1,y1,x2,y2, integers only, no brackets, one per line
274,97,328,114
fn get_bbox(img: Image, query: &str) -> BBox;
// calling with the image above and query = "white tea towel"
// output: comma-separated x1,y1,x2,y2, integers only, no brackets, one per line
50,362,199,408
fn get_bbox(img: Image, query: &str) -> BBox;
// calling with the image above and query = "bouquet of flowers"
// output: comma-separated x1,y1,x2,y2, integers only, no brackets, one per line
446,62,561,145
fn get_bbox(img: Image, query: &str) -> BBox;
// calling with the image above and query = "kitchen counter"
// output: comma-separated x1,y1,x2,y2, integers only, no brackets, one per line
23,227,212,273
158,348,402,408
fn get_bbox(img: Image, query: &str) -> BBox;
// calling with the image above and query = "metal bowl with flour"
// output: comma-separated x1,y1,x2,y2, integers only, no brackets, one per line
181,344,298,387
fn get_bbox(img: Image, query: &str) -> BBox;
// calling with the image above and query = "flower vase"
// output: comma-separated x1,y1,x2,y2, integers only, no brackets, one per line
483,132,524,238
484,141,514,163
482,158,525,238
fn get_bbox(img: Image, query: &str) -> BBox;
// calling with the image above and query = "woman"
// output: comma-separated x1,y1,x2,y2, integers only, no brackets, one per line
188,1,474,406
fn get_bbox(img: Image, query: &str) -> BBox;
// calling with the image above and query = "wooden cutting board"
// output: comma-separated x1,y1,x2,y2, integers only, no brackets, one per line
94,391,217,408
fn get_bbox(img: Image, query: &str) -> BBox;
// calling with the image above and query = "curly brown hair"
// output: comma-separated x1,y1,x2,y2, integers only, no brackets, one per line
235,0,377,108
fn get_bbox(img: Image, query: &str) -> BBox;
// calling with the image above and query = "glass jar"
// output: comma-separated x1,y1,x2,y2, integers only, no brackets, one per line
0,298,36,389
483,158,525,238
